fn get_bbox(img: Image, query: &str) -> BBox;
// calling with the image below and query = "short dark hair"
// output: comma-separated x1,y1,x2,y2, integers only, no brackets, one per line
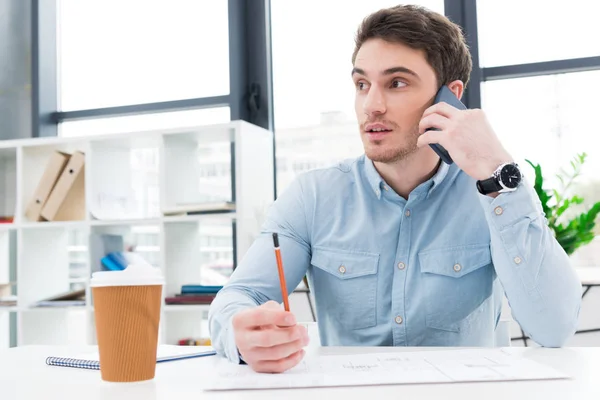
352,4,472,88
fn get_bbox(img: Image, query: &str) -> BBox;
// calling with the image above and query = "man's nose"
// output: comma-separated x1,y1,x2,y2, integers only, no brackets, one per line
363,86,386,116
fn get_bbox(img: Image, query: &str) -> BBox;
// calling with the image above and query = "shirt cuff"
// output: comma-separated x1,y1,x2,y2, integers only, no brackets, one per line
478,178,542,231
224,317,244,364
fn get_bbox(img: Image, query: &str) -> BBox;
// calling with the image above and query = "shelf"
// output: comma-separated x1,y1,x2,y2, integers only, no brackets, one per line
162,212,237,224
90,218,161,227
22,306,88,312
19,220,87,229
0,120,274,349
163,304,211,312
19,306,90,346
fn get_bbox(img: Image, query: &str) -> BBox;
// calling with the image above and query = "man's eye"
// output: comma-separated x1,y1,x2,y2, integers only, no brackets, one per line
391,80,406,88
357,82,367,90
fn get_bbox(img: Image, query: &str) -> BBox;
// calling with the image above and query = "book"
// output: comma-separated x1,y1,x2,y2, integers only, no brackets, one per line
33,288,86,307
181,285,223,295
90,233,124,273
45,348,217,370
40,151,86,222
165,294,216,305
101,251,153,271
0,283,16,306
24,151,70,222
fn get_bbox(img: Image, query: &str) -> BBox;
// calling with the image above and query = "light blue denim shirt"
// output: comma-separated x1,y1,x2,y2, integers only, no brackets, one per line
209,154,582,363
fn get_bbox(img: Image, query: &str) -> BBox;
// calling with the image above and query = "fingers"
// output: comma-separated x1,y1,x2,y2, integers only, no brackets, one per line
419,112,450,134
422,101,460,119
250,349,306,374
232,303,309,373
245,324,308,348
417,129,445,148
246,335,309,363
261,300,281,310
233,306,296,330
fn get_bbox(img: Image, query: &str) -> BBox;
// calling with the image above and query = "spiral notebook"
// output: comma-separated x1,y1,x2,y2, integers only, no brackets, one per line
45,347,216,370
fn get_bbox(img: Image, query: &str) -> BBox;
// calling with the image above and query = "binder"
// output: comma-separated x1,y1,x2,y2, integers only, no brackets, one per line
40,151,86,221
24,151,70,222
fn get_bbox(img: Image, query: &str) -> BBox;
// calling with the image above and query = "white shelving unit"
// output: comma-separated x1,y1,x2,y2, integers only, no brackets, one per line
0,120,274,348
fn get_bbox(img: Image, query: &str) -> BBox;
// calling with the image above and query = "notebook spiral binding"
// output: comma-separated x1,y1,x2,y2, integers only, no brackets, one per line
45,356,100,370
45,349,217,371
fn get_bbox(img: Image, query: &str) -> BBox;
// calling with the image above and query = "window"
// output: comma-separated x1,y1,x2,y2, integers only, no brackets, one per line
481,70,600,188
59,107,230,137
58,0,230,110
481,70,600,266
477,0,600,67
271,0,444,194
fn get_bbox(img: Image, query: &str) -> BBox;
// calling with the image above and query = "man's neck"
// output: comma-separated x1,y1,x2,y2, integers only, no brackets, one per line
373,150,441,199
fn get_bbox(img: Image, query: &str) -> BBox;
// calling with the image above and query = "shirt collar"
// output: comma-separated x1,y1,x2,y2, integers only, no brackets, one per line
363,155,451,200
363,155,385,199
430,159,450,192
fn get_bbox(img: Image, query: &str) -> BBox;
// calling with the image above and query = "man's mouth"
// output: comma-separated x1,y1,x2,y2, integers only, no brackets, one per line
365,123,392,133
368,128,392,132
365,123,392,139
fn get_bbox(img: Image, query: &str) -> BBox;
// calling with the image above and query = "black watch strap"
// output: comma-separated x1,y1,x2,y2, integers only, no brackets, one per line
476,177,503,195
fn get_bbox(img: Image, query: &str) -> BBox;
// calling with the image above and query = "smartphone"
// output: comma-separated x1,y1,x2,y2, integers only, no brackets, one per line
426,85,467,165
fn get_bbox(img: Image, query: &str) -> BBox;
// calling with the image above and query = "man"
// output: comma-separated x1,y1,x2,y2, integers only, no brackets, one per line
208,4,582,373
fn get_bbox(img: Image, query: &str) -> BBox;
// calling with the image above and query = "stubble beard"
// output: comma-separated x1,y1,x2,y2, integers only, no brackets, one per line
365,124,420,164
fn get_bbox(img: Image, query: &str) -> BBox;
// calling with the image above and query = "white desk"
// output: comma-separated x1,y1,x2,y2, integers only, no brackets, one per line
1,345,599,399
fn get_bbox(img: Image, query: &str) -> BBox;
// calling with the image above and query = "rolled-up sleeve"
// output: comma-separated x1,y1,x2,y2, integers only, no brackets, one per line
478,178,582,347
208,175,313,362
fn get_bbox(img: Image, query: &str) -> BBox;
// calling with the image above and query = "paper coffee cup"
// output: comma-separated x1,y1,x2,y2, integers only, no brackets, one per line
91,264,164,383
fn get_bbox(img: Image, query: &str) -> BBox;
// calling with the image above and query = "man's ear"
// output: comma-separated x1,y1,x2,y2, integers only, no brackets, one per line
447,80,465,100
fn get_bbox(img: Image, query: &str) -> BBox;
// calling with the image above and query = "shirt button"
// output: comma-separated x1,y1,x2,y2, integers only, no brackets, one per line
395,316,403,324
397,262,406,270
338,265,346,274
453,263,462,272
494,206,503,215
514,256,522,264
375,189,380,196
383,185,389,191
405,209,411,217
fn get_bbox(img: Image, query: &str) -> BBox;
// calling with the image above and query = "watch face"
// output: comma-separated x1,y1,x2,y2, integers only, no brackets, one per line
500,164,521,189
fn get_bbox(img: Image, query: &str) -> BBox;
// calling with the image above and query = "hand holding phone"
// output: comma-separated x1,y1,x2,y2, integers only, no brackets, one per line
425,86,467,164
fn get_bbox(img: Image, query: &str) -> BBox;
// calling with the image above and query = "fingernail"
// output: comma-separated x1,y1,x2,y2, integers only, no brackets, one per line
285,315,295,324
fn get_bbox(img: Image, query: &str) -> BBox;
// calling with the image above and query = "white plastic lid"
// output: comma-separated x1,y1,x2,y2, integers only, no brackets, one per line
90,264,164,287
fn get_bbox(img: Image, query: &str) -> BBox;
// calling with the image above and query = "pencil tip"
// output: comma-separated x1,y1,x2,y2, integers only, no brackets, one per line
272,232,279,247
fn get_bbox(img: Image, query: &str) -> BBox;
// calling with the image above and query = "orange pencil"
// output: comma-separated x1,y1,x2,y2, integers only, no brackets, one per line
272,233,290,312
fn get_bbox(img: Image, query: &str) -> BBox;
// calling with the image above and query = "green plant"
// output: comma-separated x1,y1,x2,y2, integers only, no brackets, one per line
526,152,600,256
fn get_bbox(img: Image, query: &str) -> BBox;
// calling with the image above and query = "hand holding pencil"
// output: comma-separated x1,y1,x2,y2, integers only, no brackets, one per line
230,232,309,373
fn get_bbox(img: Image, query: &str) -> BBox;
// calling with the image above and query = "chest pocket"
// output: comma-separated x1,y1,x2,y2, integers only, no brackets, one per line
418,244,494,332
310,246,379,330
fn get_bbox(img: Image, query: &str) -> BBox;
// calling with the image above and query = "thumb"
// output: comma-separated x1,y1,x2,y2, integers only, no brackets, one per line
261,300,282,310
417,129,445,148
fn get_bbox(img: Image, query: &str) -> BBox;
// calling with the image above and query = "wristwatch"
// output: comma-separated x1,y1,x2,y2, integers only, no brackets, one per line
476,162,523,195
